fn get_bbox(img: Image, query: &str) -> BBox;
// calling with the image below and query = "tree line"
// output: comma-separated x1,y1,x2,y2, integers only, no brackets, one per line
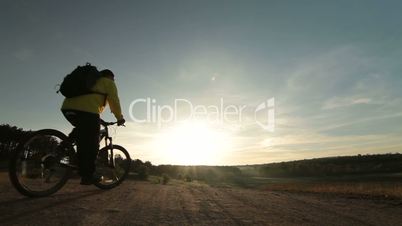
0,124,31,162
256,153,402,177
129,159,242,183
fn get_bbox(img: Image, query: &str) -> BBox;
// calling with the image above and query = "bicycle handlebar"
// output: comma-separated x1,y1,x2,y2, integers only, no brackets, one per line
100,119,120,127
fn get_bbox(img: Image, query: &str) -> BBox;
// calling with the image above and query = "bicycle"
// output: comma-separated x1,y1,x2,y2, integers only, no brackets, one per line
8,119,131,197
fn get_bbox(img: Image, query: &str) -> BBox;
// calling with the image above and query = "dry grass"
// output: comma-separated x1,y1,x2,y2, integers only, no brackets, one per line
265,182,402,199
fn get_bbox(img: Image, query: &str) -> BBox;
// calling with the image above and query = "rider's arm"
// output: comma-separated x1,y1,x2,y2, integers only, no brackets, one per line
104,79,124,121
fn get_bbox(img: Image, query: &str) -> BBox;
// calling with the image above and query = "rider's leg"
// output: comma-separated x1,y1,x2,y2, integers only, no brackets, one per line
62,110,100,183
61,110,79,143
73,112,100,183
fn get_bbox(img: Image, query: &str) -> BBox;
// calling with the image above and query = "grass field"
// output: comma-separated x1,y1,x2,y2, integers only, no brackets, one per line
264,181,402,199
227,173,402,199
146,169,402,199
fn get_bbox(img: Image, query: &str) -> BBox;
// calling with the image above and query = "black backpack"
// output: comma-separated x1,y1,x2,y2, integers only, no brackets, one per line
58,63,102,98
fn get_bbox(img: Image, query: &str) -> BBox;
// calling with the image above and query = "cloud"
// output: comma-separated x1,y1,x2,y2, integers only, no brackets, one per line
322,96,372,109
353,98,371,104
286,46,368,94
319,112,402,133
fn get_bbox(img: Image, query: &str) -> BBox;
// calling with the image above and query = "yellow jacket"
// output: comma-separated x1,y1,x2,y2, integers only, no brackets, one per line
61,77,123,120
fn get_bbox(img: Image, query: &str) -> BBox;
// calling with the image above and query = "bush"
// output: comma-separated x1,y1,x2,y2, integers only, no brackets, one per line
137,165,148,180
162,174,170,185
184,175,192,182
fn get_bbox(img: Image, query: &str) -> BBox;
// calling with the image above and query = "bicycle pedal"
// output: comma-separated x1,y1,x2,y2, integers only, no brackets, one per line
60,156,70,164
60,156,78,168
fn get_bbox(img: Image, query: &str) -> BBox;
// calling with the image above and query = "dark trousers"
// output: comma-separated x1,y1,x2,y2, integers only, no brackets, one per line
62,110,100,179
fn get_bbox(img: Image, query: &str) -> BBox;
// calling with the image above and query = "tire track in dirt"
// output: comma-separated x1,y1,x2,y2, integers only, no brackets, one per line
217,187,373,226
217,188,318,225
281,193,374,226
191,185,249,225
176,185,197,224
105,181,166,225
0,183,107,226
280,192,402,226
195,185,278,225
100,181,198,225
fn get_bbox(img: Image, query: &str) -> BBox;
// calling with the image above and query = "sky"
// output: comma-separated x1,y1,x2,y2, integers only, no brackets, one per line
1,0,402,165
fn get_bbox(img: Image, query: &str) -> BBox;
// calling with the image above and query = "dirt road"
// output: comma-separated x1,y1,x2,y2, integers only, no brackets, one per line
1,174,402,226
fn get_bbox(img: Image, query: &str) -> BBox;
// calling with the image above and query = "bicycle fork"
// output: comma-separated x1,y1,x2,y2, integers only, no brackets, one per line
104,137,116,168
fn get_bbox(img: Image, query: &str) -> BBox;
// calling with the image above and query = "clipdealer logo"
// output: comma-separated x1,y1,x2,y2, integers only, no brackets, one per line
254,98,275,132
128,97,275,132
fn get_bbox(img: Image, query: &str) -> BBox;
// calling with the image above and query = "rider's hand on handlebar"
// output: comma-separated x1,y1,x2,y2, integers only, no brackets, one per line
117,118,126,126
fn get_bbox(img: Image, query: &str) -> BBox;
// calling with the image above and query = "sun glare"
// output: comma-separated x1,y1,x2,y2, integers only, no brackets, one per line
154,121,231,165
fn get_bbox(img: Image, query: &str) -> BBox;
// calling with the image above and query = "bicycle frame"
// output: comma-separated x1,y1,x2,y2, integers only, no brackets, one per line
99,121,116,167
100,127,112,148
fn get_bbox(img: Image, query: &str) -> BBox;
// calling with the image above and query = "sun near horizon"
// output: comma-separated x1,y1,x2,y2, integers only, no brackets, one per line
150,120,233,165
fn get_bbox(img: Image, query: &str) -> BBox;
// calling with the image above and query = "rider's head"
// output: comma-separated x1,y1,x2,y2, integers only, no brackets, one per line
100,69,115,81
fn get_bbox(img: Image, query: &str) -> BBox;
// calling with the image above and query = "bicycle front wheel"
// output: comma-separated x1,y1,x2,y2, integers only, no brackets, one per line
8,129,72,197
94,145,131,189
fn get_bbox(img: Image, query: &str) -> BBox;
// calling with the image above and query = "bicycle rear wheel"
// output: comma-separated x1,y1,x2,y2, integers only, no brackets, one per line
94,145,131,189
9,129,73,197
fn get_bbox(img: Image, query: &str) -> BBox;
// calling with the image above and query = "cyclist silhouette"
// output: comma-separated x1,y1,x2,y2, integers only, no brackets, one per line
61,69,125,185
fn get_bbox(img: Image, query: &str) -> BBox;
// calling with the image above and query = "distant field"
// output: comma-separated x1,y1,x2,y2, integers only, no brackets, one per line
264,181,402,199
228,173,402,199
